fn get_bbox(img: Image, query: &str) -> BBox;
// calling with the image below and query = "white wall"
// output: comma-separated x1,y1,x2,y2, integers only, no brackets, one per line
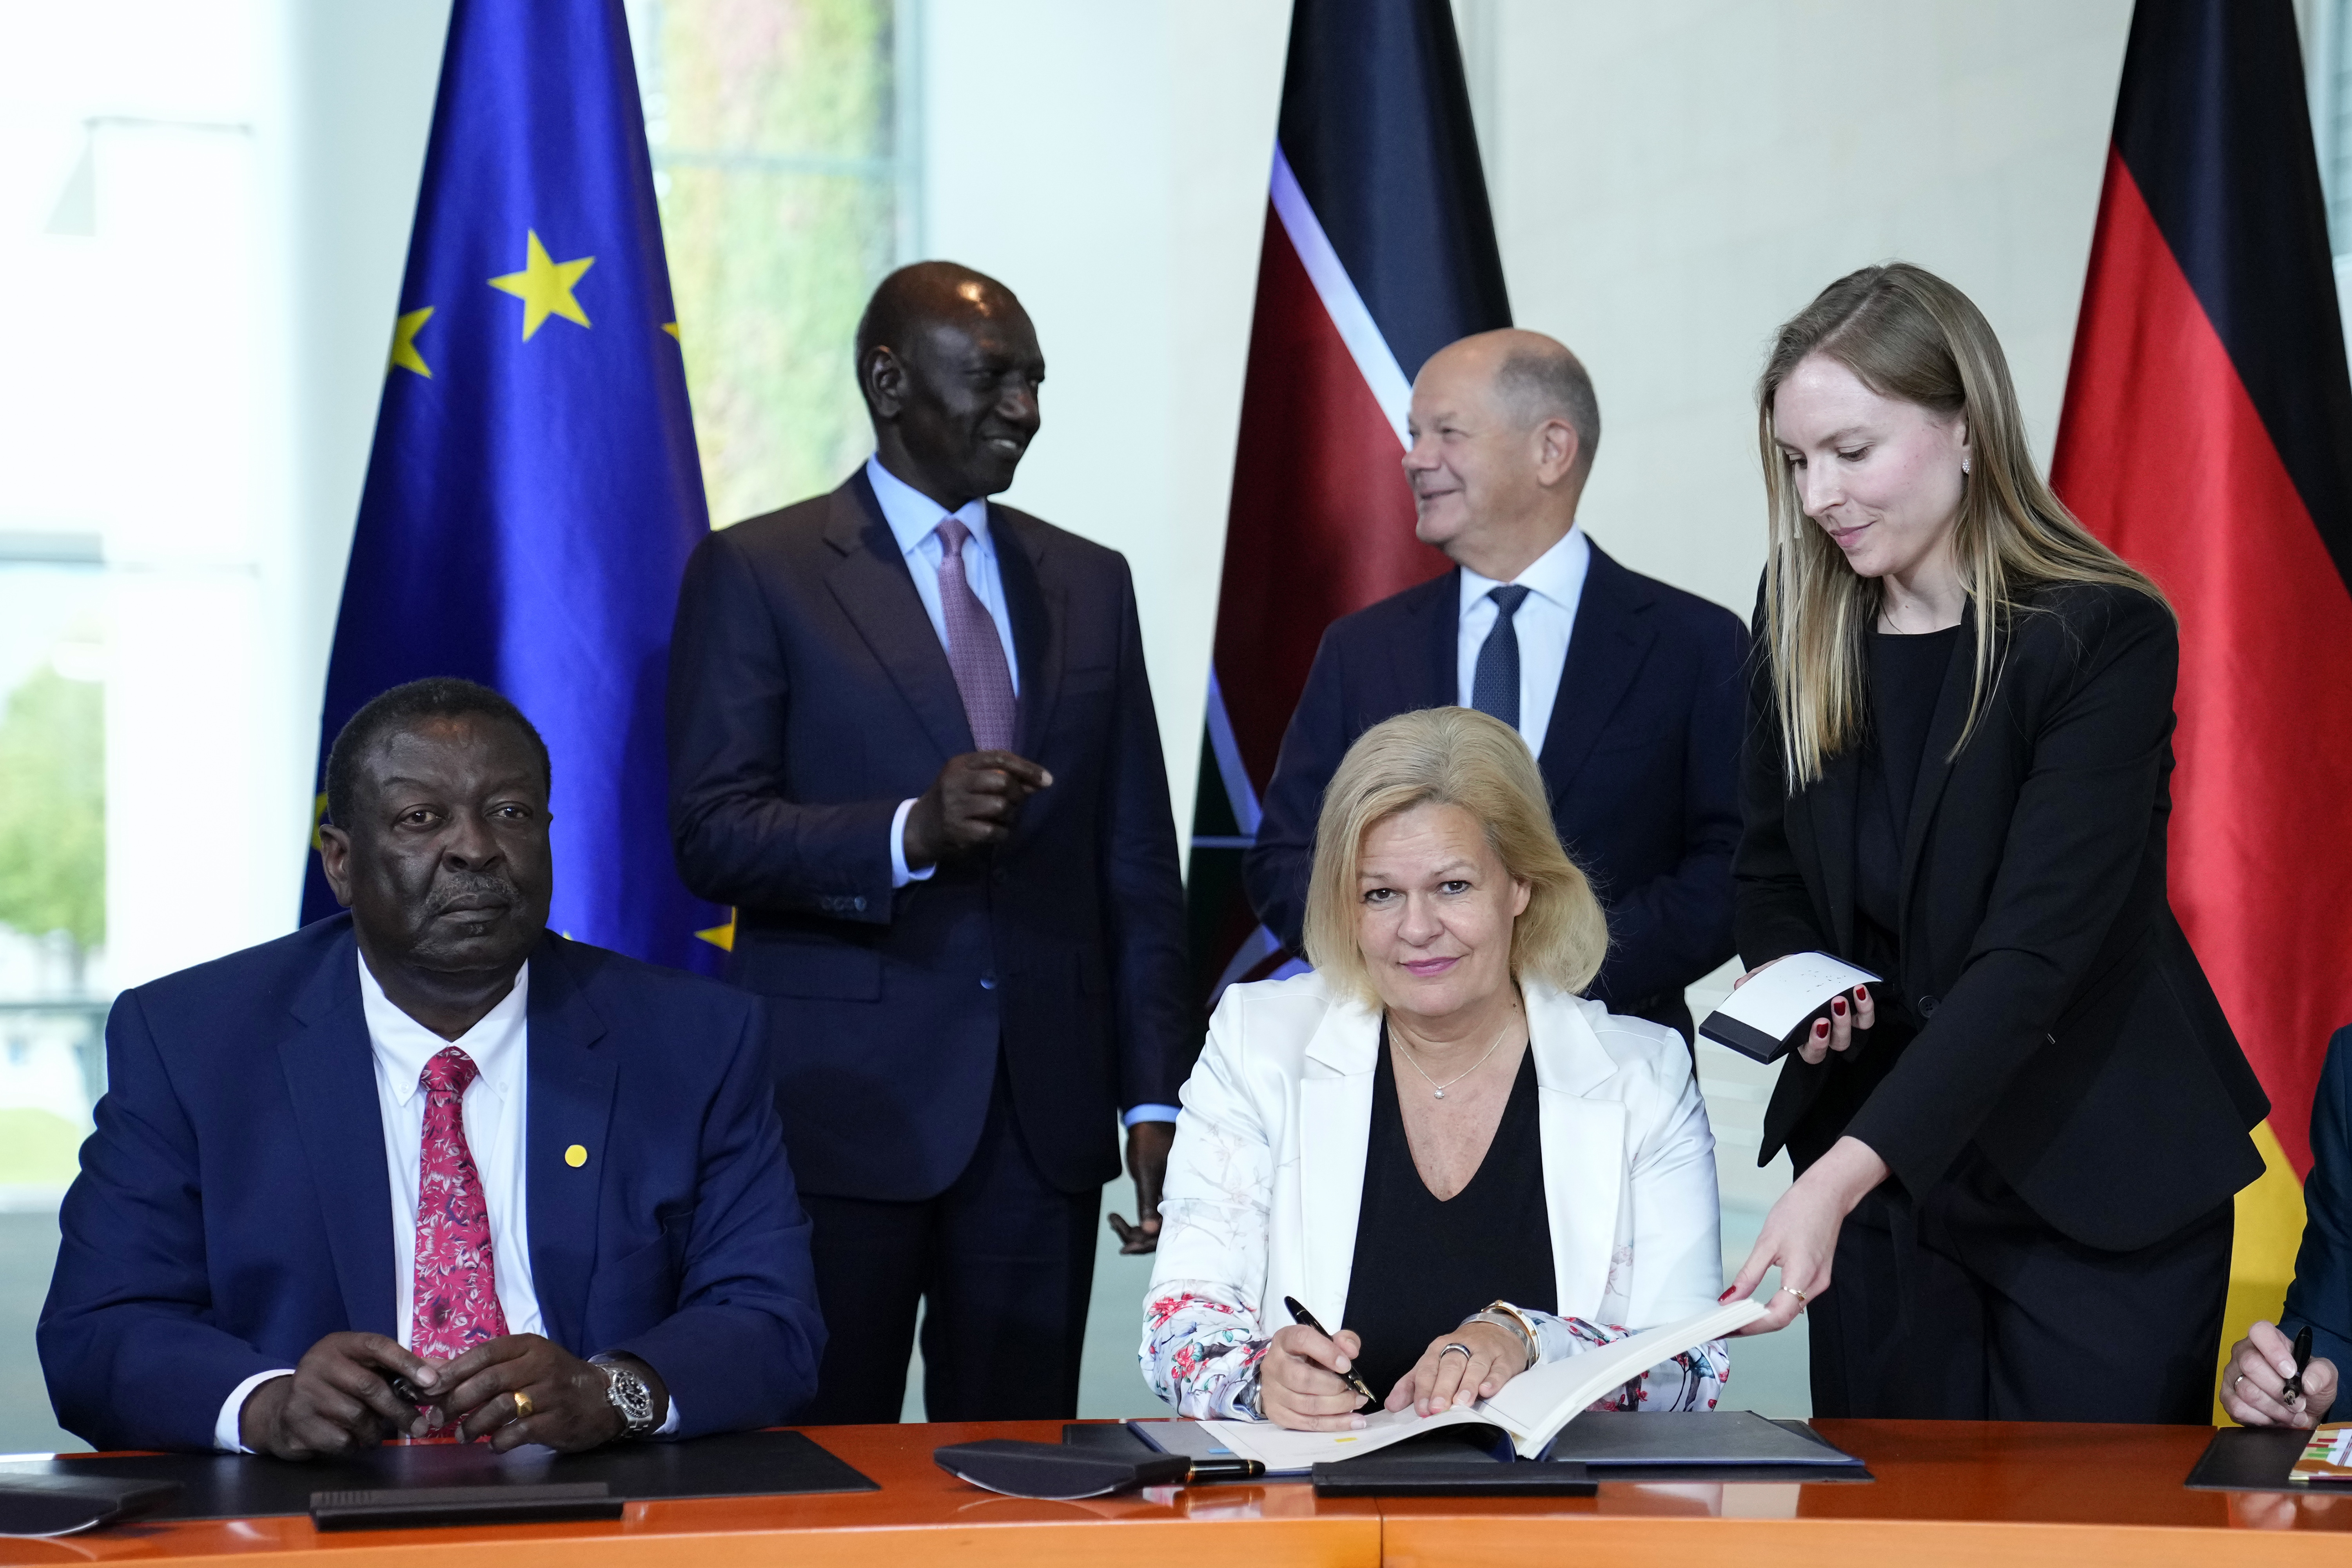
1477,0,2133,617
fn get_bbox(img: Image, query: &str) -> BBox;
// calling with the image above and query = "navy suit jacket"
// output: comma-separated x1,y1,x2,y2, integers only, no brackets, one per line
666,471,1192,1201
38,915,824,1453
2285,1026,2352,1372
1245,541,1746,1036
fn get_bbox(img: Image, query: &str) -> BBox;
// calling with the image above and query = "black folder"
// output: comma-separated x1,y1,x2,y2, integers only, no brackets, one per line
2184,1426,2333,1494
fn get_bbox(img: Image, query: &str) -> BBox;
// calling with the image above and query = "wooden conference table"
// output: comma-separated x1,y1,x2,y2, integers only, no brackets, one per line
4,1419,2350,1568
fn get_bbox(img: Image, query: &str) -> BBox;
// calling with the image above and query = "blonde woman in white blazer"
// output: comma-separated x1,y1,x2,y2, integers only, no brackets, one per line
1142,709,1728,1428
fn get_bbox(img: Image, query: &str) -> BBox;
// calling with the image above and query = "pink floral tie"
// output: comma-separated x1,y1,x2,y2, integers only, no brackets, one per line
410,1046,508,1363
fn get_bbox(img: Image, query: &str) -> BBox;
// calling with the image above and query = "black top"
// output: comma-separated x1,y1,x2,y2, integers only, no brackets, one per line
1853,624,1965,1011
1343,1027,1555,1403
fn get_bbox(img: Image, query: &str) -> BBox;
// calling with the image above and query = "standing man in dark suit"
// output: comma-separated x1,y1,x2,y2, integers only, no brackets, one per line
1246,330,1744,1039
666,262,1192,1422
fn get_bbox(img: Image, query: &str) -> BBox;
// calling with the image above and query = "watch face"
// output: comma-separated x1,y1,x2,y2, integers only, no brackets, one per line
607,1367,655,1428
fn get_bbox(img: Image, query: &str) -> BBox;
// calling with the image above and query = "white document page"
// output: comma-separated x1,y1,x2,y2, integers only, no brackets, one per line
1200,1297,1768,1470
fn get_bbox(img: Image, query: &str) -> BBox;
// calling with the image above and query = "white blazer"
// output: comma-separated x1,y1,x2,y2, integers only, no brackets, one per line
1142,969,1722,1414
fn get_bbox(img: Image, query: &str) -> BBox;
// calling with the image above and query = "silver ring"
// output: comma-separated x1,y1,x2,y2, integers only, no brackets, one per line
1439,1342,1473,1361
2233,1373,2247,1392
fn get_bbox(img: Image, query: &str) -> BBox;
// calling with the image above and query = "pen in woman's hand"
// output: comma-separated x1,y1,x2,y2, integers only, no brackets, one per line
2286,1324,2316,1402
1282,1295,1378,1408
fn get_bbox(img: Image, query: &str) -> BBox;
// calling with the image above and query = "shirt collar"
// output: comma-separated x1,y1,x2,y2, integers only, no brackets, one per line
1457,523,1590,615
865,455,991,560
357,953,531,1107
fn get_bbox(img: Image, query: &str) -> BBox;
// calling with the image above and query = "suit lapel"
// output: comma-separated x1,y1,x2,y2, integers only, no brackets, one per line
1298,998,1381,1325
992,506,1064,757
1526,991,1627,1319
1537,546,1657,792
1898,616,1978,919
279,927,398,1338
522,935,616,1355
1396,572,1461,711
821,474,974,763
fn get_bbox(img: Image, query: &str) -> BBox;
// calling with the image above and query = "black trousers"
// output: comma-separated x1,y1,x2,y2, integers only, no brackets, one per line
798,1060,1100,1423
1808,1146,2232,1422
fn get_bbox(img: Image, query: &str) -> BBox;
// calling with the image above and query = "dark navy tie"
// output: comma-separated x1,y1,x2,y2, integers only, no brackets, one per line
1470,584,1532,731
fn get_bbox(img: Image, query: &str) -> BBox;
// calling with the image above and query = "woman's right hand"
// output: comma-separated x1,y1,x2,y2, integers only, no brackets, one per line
1258,1325,1370,1430
1730,959,1875,1067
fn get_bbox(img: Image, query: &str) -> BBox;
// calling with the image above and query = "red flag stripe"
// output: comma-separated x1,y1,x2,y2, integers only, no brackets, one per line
2053,150,2352,1174
1210,203,1447,789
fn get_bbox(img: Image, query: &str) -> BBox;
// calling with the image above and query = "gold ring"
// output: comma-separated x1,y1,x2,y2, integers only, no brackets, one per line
1779,1286,1807,1303
511,1388,535,1421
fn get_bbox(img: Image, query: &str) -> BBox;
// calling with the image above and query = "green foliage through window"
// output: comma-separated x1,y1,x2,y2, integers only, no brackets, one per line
0,661,105,953
637,0,903,529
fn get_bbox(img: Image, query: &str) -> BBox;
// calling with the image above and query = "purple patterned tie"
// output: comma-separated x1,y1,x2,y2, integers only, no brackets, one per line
935,518,1018,752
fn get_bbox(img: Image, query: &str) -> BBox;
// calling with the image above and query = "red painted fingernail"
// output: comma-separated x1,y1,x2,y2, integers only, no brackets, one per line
1719,1287,1736,1302
1814,1020,1830,1036
1832,997,1847,1016
1854,985,1869,1002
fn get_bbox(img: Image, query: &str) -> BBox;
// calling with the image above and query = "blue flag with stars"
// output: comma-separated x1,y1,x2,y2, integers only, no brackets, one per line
303,0,726,970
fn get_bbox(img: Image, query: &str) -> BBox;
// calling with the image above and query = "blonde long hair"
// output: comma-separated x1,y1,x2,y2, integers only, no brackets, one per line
1756,263,2167,786
1301,707,1609,1004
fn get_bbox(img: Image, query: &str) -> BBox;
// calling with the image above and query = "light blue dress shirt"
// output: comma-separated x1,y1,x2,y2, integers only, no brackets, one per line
864,458,1171,1127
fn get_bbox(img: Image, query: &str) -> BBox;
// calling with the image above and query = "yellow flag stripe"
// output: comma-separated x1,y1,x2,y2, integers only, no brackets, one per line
2214,1118,2307,1423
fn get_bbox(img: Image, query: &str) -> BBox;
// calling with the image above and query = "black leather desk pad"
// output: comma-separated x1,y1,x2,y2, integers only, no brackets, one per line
1063,1418,1873,1486
2184,1426,2352,1495
0,1429,876,1522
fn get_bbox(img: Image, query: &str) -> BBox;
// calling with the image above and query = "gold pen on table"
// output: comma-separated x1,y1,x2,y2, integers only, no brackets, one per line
1282,1294,1377,1408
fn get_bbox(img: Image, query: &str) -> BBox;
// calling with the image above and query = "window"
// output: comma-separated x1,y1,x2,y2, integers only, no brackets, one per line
626,0,922,527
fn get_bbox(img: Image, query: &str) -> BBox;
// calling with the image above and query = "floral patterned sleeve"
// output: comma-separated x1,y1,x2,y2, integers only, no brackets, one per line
1521,1308,1730,1412
1140,998,1281,1420
1142,1288,1269,1419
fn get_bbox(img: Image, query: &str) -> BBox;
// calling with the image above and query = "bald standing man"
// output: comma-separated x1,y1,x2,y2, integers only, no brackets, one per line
666,263,1191,1421
1246,330,1746,1040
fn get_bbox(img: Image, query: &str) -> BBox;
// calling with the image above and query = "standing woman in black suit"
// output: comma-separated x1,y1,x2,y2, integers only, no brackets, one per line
1722,263,2270,1422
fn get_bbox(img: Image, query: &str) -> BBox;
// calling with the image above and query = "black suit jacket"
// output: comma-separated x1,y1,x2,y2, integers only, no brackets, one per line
666,471,1191,1202
1245,541,1747,1036
1738,581,2268,1250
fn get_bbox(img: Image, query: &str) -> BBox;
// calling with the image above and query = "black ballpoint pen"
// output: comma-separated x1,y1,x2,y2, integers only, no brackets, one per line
2285,1324,2315,1402
1282,1294,1377,1408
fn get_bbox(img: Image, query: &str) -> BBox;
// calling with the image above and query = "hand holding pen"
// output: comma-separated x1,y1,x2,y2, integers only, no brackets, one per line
2220,1319,2340,1428
1255,1295,1376,1431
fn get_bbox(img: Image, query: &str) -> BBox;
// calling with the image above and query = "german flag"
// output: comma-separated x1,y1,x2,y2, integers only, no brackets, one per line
2051,0,2352,1407
1186,0,1510,1016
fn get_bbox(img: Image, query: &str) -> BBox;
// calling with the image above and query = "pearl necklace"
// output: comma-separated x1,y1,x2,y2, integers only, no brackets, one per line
1393,1014,1520,1100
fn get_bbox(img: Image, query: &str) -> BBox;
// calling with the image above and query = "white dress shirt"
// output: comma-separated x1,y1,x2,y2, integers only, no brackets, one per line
1455,524,1592,760
866,454,1023,891
214,956,675,1448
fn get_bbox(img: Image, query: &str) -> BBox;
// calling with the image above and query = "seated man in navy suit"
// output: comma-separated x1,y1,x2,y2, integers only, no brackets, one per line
2220,1024,2351,1428
40,679,823,1456
1246,330,1745,1040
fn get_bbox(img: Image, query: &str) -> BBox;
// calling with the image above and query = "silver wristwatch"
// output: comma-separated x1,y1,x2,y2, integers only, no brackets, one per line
592,1356,658,1439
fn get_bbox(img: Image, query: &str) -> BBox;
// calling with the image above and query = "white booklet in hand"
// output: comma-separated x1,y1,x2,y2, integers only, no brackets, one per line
1192,1296,1766,1473
1698,952,1880,1063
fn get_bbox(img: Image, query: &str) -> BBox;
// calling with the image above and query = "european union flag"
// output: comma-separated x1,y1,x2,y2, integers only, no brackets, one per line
303,0,724,970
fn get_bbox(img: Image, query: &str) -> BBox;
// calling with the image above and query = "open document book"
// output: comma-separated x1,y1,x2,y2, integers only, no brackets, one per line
1189,1297,1767,1472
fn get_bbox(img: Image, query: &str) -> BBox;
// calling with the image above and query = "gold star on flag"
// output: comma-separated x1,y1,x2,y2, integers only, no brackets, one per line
488,230,594,340
663,321,680,340
388,306,435,378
